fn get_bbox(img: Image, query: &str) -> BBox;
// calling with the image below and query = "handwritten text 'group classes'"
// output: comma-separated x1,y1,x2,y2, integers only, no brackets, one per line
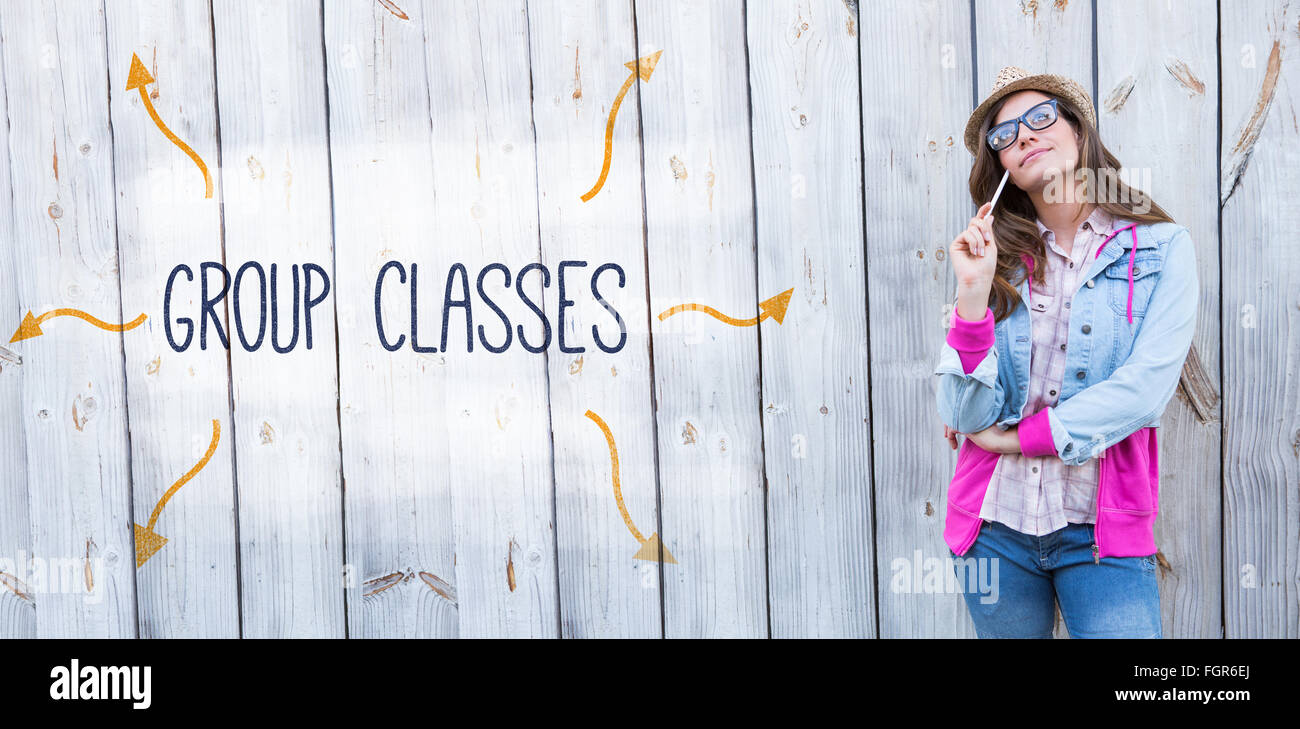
163,260,629,355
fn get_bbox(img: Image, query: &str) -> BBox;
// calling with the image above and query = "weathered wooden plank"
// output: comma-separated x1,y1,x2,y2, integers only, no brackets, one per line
210,0,344,637
862,0,976,638
1097,0,1221,638
747,0,874,637
1220,0,1300,638
975,0,1094,100
526,0,663,637
0,0,137,637
103,0,239,638
633,0,768,637
419,0,559,637
323,0,458,638
0,4,35,639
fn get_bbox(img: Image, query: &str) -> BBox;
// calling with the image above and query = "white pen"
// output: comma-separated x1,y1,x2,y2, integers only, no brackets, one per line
974,168,1010,257
984,168,1010,222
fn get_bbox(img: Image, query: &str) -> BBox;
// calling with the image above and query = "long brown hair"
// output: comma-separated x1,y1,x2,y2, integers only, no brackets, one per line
970,93,1175,322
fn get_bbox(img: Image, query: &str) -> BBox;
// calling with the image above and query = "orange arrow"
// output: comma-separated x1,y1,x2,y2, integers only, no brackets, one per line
10,309,147,343
135,419,221,568
584,409,676,564
656,287,794,327
126,53,212,198
580,50,663,203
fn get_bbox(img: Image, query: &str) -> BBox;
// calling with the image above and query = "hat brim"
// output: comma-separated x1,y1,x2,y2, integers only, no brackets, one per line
964,73,1097,156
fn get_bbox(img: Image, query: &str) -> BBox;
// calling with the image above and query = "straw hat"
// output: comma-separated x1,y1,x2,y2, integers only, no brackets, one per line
963,65,1096,155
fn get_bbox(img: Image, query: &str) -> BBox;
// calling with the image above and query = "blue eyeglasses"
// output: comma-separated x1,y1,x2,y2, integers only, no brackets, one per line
986,99,1060,152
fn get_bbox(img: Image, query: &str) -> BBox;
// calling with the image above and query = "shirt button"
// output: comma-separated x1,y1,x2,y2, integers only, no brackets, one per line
1032,466,1039,473
1065,301,1071,308
1086,280,1095,288
1081,324,1091,334
1076,370,1086,380
1068,261,1074,268
1049,389,1056,396
1059,343,1066,351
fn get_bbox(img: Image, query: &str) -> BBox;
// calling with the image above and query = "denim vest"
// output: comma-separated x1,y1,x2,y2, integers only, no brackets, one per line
934,220,1199,558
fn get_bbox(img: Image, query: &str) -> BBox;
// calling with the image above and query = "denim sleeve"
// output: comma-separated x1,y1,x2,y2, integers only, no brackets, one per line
1022,228,1198,466
933,305,1005,433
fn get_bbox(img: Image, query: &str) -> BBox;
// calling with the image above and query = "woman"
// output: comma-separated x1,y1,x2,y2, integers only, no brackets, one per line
934,66,1198,638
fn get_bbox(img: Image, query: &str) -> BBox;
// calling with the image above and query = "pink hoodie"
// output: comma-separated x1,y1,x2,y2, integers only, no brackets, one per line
942,427,1159,559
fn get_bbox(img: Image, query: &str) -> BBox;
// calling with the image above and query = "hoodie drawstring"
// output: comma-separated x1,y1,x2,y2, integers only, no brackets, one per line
1020,222,1140,324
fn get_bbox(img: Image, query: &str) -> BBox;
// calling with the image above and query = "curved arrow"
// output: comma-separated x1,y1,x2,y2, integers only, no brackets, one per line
126,53,212,198
580,50,663,203
135,419,221,568
584,409,675,564
10,309,147,343
656,287,794,327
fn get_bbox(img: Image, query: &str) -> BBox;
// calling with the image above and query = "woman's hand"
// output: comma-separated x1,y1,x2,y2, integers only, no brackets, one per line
967,423,1020,454
947,423,1021,454
949,201,999,288
943,425,960,450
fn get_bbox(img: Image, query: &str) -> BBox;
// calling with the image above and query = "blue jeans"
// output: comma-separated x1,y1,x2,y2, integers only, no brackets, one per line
949,519,1162,638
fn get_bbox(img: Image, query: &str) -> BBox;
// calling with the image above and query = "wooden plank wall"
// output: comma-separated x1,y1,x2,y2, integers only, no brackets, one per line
212,0,346,637
634,0,769,637
526,0,662,638
422,0,559,638
325,0,459,638
1,0,137,638
0,0,34,639
1220,0,1299,637
104,0,239,638
748,0,874,638
862,0,976,639
0,0,1294,638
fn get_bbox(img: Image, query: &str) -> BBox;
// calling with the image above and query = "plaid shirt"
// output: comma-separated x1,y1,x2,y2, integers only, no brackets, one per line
977,206,1118,536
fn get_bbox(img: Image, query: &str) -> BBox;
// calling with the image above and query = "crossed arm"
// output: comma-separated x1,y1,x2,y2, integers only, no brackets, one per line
934,305,1022,454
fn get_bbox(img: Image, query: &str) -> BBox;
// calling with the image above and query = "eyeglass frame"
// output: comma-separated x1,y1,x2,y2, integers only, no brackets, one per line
986,98,1062,152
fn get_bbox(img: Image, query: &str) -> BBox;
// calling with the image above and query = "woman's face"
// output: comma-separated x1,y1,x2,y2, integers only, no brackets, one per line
992,89,1081,193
